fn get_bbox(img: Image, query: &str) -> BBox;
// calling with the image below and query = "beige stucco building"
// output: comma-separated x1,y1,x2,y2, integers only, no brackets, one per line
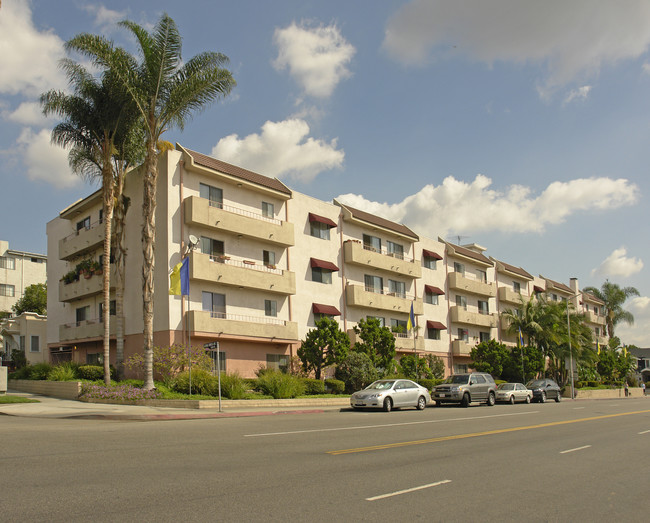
0,312,48,365
45,145,603,377
0,240,47,314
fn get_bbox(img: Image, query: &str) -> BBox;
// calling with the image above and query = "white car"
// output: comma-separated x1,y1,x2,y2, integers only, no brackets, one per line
350,379,431,412
495,382,532,404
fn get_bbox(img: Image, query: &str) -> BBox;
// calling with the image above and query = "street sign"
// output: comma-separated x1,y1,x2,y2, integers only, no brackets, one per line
204,341,220,350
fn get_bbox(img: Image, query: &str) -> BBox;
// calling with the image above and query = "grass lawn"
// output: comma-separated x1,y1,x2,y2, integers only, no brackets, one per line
0,395,40,404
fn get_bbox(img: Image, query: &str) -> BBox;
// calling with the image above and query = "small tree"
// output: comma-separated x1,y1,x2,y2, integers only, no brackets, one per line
424,354,445,379
11,349,27,369
470,339,511,378
12,283,47,316
352,317,396,376
502,345,545,383
399,355,431,380
597,349,618,383
297,317,350,380
335,351,378,393
125,344,212,386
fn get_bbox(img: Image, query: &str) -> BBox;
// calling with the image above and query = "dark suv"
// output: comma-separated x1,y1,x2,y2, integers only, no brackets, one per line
433,372,497,407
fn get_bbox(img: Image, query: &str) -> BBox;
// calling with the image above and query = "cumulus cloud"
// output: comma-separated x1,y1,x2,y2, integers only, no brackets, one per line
591,248,644,278
383,0,650,97
273,21,355,98
6,102,51,126
16,128,78,188
335,174,639,238
212,119,344,182
563,85,592,105
82,4,126,34
616,296,650,346
0,1,66,96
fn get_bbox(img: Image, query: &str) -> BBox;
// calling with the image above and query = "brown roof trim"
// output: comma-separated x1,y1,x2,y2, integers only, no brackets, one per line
312,303,341,316
334,200,419,240
544,277,573,294
492,259,533,280
310,258,339,271
445,242,493,266
581,292,605,304
426,320,447,330
308,212,337,228
180,145,292,196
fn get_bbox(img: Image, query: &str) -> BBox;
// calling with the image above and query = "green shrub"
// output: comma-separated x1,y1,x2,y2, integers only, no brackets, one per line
10,365,32,380
220,372,247,399
587,381,599,388
243,378,257,391
256,369,305,399
416,378,437,391
48,363,78,381
172,369,216,395
302,378,325,395
325,378,345,394
78,365,104,381
335,351,378,393
29,363,53,380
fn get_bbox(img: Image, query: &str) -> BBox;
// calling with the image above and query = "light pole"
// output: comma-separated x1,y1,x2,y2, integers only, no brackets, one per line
566,292,581,399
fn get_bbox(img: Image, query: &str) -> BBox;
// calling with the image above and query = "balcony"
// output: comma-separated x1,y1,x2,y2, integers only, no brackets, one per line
188,310,298,341
584,310,606,326
452,339,473,356
345,284,423,315
448,272,496,297
59,266,116,302
450,306,496,328
184,196,294,247
343,240,421,278
59,317,116,342
347,329,424,351
498,286,526,305
58,221,103,260
190,251,295,295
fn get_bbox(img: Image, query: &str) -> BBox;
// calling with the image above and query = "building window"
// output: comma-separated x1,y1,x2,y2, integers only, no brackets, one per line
478,300,489,315
202,292,226,317
388,279,406,298
423,256,437,270
20,336,25,351
424,291,439,305
265,299,277,317
391,318,408,335
0,256,15,270
454,364,469,374
593,306,599,315
99,300,116,322
263,250,276,267
262,202,274,218
99,209,103,224
363,234,381,253
200,183,223,208
367,316,385,327
387,241,404,259
266,354,288,372
76,216,91,231
428,327,441,340
208,350,226,373
76,306,90,323
477,270,487,283
86,353,102,365
454,262,465,276
0,284,15,297
312,267,332,284
479,332,490,343
201,237,224,258
457,328,469,342
456,295,467,310
595,327,600,337
513,281,521,293
550,293,558,301
310,221,330,240
364,274,383,294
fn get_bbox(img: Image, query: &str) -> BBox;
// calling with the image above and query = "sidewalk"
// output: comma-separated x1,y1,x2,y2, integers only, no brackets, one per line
0,390,347,421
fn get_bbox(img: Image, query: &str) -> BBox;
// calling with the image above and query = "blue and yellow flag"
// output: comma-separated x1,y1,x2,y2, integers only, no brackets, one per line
406,302,415,332
169,258,189,296
597,340,601,355
518,327,524,347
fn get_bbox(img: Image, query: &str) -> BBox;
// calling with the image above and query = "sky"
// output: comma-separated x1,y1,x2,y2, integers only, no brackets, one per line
0,0,649,346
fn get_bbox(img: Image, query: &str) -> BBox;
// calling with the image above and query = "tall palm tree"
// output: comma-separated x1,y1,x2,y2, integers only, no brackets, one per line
42,63,140,385
502,294,543,347
67,14,236,389
583,281,640,339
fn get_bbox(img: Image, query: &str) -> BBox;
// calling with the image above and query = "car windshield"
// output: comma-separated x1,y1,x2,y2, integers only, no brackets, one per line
498,384,514,390
444,375,470,384
527,380,545,388
365,380,395,390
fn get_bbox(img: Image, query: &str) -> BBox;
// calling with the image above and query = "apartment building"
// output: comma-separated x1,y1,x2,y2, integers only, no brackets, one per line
0,312,47,365
570,277,608,349
0,240,47,314
492,258,534,347
46,145,600,378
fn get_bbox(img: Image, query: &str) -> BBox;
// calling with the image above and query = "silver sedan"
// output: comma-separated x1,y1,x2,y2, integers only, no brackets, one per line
350,379,431,412
495,382,532,404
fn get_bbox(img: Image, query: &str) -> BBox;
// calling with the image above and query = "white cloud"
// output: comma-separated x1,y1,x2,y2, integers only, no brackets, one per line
273,21,355,98
336,175,638,238
591,247,644,278
563,85,592,105
643,62,650,74
212,119,344,182
7,102,51,126
383,0,650,98
82,4,126,34
16,128,78,188
616,297,650,346
0,0,66,96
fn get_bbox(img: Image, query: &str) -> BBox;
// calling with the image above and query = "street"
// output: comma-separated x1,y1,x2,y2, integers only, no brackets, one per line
2,398,649,522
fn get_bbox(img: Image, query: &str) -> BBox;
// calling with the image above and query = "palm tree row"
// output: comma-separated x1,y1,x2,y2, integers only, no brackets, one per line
43,14,235,387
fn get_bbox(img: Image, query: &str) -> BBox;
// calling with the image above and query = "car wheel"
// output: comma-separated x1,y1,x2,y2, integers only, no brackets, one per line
525,395,531,404
509,394,515,405
417,396,427,410
555,392,561,403
383,397,393,412
486,392,496,406
460,393,470,408
540,391,546,403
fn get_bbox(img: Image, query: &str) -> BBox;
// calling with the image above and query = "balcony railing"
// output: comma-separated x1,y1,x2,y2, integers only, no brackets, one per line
208,254,283,275
206,199,282,225
343,240,421,278
206,310,288,326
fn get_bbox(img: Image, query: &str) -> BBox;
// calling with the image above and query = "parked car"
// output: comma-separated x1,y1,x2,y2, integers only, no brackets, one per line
496,382,533,404
432,372,497,407
526,378,562,403
350,379,431,412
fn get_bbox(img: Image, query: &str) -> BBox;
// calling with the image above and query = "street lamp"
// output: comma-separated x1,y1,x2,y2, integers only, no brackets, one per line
566,292,581,400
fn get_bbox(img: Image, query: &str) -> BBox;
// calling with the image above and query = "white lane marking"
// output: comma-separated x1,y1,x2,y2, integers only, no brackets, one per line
244,410,539,437
638,430,650,434
366,480,452,501
560,445,591,454
573,407,585,410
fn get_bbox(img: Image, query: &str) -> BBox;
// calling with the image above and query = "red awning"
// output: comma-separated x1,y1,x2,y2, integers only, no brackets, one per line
533,285,545,293
422,249,443,260
424,285,445,295
312,303,341,316
426,320,447,330
308,212,337,228
310,258,339,271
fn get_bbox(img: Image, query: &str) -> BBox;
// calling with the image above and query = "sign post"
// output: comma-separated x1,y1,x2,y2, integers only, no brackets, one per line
204,341,222,411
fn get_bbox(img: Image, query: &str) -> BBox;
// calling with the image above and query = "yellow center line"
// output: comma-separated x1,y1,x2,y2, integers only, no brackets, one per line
327,409,650,455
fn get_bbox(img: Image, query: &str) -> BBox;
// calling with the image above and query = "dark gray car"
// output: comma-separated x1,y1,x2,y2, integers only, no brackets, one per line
526,378,562,403
433,372,497,407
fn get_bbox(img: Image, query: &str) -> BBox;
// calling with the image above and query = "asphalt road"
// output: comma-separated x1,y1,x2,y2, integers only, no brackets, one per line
2,397,649,522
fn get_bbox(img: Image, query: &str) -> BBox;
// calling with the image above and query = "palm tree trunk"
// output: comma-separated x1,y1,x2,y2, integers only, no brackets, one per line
142,139,158,390
114,175,127,381
102,164,115,386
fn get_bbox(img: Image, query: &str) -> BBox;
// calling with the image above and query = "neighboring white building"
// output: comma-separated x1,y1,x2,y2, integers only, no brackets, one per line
0,312,48,365
0,240,47,314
